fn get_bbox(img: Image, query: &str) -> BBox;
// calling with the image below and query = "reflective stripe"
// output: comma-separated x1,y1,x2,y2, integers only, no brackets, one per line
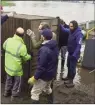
6,50,20,58
16,43,23,56
5,42,23,58
5,66,21,73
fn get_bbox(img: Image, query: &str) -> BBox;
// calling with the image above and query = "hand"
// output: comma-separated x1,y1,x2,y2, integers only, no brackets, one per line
7,12,15,17
40,35,44,41
28,76,37,85
26,29,35,38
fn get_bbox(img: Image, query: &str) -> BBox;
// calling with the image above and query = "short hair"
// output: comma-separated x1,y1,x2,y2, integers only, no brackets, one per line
70,20,78,29
60,19,65,25
40,22,50,30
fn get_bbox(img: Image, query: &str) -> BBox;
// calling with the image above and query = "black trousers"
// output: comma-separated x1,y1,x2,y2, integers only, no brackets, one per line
59,46,67,72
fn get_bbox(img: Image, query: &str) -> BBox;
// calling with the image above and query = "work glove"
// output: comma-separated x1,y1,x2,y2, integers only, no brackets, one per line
26,29,35,39
28,76,37,85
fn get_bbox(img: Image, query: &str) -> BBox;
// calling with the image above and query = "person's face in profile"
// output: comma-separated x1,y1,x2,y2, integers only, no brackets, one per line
69,23,74,31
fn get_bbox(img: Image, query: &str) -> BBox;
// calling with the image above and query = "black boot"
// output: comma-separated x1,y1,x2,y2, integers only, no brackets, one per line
3,92,11,97
31,99,39,104
47,93,53,104
65,79,74,88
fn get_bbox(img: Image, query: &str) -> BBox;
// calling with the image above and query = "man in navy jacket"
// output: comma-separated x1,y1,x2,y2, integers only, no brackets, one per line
28,29,59,103
60,20,83,88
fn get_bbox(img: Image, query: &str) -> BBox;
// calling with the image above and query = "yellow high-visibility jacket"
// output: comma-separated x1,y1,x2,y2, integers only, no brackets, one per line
3,34,31,76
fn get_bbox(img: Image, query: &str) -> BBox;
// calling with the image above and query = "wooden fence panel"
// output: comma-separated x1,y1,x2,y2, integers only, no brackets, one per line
1,14,58,91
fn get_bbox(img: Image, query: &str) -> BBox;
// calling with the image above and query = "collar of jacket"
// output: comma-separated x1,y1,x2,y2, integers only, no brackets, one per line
42,40,51,45
13,34,25,44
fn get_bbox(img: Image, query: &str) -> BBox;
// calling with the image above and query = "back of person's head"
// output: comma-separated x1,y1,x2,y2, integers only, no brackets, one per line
40,22,50,30
70,20,78,30
15,27,25,38
41,29,52,40
60,19,65,25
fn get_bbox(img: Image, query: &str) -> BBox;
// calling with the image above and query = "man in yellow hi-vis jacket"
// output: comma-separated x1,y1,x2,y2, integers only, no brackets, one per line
3,27,32,101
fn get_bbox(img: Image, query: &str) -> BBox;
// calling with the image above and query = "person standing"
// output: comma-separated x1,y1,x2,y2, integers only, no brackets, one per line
58,19,69,79
3,27,32,101
28,29,59,104
60,20,83,88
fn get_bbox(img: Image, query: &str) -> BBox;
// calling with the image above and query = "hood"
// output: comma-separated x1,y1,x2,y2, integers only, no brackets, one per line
71,27,82,36
43,40,58,50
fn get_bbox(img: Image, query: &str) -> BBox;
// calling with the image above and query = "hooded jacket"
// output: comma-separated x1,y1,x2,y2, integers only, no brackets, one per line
34,40,59,81
60,24,83,60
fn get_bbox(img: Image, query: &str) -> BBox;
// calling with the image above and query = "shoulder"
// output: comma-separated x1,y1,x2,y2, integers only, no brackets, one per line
39,46,50,54
5,37,12,42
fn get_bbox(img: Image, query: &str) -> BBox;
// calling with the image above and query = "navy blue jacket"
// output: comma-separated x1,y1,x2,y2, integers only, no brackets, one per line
60,24,83,60
59,24,69,47
34,40,59,81
1,15,8,25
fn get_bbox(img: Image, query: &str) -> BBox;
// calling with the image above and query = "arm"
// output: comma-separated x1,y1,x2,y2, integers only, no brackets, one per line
20,45,31,62
60,24,70,33
31,36,43,49
3,38,9,50
73,33,83,58
26,29,43,49
1,15,9,25
34,48,48,80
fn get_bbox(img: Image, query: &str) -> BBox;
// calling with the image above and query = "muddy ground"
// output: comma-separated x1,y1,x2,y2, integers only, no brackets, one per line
1,83,52,104
53,77,95,104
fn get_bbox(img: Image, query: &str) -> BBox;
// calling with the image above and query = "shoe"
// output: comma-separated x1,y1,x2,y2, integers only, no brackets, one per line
47,93,53,104
31,99,39,104
3,92,11,97
64,80,71,84
65,83,75,88
64,79,74,84
64,79,75,88
11,96,23,103
62,77,69,81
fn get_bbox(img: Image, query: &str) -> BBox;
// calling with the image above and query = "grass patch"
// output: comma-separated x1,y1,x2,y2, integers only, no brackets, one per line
1,1,15,6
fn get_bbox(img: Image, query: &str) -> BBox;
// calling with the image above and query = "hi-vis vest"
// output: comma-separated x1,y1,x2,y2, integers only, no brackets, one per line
3,35,31,76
